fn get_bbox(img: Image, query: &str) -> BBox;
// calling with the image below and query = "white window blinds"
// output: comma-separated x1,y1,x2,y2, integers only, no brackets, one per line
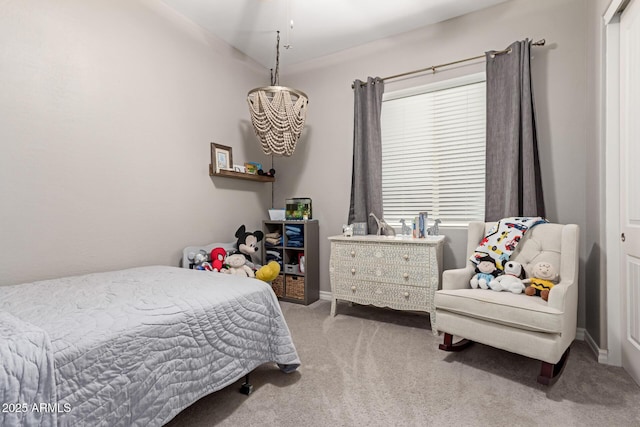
381,74,486,228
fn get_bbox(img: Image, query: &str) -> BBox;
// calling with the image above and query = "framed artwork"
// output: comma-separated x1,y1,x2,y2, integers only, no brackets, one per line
211,143,233,172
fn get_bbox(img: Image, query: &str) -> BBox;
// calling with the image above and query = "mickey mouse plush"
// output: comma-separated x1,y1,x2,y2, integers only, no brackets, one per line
234,225,264,265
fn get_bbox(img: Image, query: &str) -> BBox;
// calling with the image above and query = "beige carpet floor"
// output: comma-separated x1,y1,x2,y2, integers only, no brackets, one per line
166,300,640,427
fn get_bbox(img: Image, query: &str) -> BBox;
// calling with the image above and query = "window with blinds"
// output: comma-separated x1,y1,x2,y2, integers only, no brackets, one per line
381,73,486,228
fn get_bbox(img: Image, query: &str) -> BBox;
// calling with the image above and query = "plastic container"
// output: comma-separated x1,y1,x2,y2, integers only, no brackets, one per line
268,209,286,220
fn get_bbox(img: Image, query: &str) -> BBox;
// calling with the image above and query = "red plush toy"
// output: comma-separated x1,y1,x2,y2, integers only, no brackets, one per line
210,247,227,272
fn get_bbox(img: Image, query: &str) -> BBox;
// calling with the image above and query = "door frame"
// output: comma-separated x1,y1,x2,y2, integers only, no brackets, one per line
604,0,631,367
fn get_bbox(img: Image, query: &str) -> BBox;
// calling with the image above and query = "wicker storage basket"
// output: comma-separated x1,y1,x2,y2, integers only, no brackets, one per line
285,275,305,300
271,274,284,297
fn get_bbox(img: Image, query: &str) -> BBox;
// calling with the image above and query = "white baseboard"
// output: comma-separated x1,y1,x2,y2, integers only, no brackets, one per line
582,328,610,364
319,290,332,301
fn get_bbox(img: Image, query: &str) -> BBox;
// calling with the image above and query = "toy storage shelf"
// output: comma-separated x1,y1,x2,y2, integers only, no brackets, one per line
209,164,275,182
262,220,319,305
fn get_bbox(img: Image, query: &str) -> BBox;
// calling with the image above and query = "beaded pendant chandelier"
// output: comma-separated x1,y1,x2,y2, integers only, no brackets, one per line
247,32,308,157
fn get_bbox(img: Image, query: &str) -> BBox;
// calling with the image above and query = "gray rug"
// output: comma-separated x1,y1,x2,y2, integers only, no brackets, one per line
167,300,640,427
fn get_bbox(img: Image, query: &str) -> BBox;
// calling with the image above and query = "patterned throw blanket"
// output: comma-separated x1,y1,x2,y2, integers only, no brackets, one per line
470,217,547,270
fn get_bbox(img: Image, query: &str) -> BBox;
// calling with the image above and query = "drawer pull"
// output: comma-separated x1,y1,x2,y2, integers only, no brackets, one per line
403,254,409,260
351,268,356,275
404,292,410,298
351,285,357,292
403,272,409,279
350,250,356,257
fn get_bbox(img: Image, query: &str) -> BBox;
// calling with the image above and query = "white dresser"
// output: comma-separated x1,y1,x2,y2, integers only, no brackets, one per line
328,234,445,334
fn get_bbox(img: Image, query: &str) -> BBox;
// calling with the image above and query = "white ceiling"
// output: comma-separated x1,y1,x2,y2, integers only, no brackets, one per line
160,0,509,68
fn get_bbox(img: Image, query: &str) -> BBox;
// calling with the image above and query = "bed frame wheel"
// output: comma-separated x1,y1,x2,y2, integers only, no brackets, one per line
239,374,253,395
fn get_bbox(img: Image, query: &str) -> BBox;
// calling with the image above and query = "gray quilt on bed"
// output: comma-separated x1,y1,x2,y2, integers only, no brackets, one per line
0,266,300,426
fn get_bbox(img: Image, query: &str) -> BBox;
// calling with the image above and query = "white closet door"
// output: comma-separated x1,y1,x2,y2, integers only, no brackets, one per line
620,0,640,387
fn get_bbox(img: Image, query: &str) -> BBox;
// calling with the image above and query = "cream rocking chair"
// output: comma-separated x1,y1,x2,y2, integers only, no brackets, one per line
434,221,579,385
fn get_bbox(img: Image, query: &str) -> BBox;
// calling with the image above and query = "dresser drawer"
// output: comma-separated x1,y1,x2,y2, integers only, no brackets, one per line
330,241,430,266
331,278,430,312
330,261,431,287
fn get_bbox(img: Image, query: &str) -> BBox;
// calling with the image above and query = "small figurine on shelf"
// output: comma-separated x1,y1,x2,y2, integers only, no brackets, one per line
427,219,442,236
400,219,412,236
369,213,396,236
257,168,276,177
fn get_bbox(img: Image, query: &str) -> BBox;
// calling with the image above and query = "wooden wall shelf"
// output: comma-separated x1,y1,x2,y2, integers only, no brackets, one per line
209,165,275,182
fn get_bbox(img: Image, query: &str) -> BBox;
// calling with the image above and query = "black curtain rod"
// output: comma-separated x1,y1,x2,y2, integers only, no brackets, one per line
352,38,546,89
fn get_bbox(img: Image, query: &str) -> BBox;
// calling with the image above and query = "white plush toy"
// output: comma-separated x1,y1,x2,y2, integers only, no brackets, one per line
223,253,255,277
489,260,526,293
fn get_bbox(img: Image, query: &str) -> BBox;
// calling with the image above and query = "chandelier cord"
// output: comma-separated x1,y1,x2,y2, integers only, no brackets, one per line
271,31,280,86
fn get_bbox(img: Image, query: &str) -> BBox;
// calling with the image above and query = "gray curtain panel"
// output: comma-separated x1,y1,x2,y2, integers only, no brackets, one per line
485,39,545,222
348,77,385,234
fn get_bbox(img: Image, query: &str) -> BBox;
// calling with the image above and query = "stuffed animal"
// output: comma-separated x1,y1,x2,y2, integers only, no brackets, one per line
470,255,500,289
210,247,227,272
234,225,264,266
200,262,213,271
522,261,558,301
188,249,209,270
489,260,525,293
223,252,255,277
256,261,281,282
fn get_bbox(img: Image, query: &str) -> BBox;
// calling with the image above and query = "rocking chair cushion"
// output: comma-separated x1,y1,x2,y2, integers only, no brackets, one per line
435,287,565,333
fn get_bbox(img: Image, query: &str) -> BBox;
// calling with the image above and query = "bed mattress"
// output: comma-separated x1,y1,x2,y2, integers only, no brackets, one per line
0,266,300,426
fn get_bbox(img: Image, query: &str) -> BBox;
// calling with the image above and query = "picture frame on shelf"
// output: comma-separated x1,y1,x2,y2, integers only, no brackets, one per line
211,143,233,172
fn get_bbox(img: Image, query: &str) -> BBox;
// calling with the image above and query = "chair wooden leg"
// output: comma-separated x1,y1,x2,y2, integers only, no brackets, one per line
438,332,473,352
538,346,571,386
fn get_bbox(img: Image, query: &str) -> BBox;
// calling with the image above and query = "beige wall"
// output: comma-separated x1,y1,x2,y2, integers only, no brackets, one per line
277,0,595,331
0,0,273,285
